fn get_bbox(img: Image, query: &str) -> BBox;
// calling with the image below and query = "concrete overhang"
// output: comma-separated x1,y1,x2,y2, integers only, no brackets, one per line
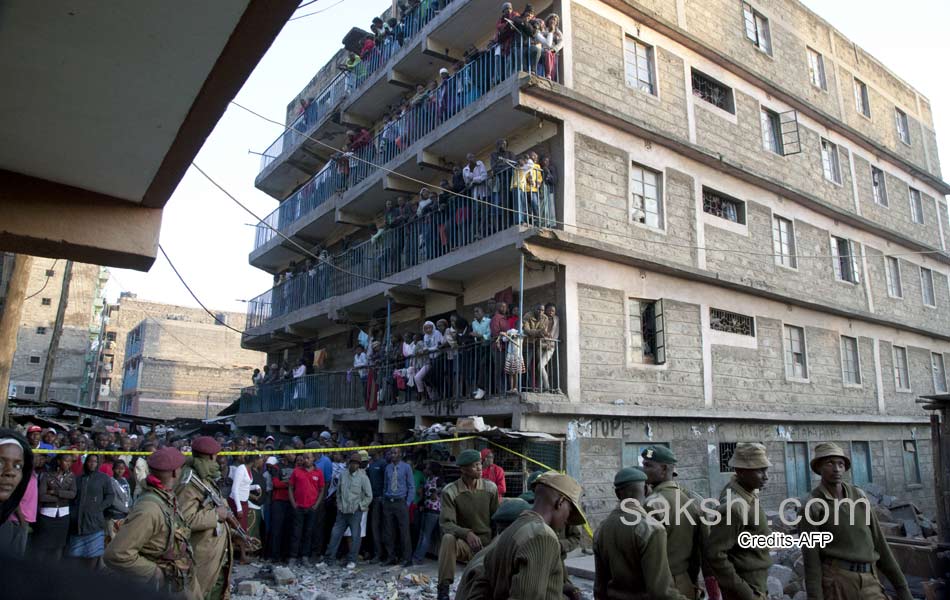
0,0,298,270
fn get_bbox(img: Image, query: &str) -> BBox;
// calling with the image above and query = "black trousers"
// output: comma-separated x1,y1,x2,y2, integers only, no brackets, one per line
368,497,385,559
268,500,291,560
382,498,411,562
289,507,316,559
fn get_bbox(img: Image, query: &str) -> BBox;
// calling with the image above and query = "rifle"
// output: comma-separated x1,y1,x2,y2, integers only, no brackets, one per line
183,470,262,553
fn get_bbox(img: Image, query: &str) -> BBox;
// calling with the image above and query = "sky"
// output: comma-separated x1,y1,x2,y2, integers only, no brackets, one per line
105,0,950,315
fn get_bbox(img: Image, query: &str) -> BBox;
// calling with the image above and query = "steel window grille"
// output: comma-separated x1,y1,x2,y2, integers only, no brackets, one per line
41,297,51,306
772,215,797,268
703,188,745,224
29,356,40,364
896,108,911,144
710,308,755,336
909,187,924,224
742,2,772,55
630,163,663,228
854,79,871,117
784,325,808,379
719,442,737,472
24,386,36,395
840,336,861,385
821,138,842,184
807,48,826,90
623,37,656,95
871,166,888,206
691,69,735,113
921,267,936,307
885,256,903,298
893,346,909,390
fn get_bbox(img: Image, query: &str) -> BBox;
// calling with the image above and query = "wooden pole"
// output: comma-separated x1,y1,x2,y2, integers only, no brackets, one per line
0,254,34,425
39,260,73,403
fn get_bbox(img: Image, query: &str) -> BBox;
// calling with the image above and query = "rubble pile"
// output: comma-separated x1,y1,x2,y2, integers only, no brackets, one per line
230,562,442,600
862,483,939,540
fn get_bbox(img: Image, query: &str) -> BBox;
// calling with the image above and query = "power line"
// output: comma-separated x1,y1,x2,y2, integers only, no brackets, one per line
231,100,947,263
156,244,246,335
24,259,59,301
289,0,348,21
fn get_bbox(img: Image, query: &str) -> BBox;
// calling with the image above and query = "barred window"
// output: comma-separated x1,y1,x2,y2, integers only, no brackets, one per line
719,442,737,473
24,386,36,395
41,297,52,306
691,69,735,114
702,187,745,224
710,308,755,336
623,37,656,95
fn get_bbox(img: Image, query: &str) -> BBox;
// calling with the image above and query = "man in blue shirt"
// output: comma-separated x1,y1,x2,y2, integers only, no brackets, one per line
366,447,389,561
382,448,414,566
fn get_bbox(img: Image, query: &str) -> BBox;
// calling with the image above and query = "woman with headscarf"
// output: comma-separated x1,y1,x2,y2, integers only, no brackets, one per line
0,428,33,558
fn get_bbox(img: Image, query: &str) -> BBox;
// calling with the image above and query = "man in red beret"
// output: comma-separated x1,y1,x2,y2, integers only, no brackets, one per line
105,447,201,599
480,449,506,500
178,436,233,599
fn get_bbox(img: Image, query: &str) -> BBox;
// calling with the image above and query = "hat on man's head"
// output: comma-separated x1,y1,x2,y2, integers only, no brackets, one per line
532,472,585,526
457,449,482,466
641,445,677,465
501,2,513,10
147,447,186,472
480,448,493,459
439,67,449,76
728,443,772,470
492,498,531,524
191,436,222,456
613,467,647,488
265,457,279,466
810,443,850,474
27,426,41,434
319,431,332,440
358,450,370,462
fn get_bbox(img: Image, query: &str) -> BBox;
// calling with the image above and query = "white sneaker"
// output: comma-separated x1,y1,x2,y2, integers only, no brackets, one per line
346,562,356,569
474,388,485,400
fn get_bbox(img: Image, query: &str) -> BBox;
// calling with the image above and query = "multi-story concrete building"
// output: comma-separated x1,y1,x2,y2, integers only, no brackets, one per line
238,0,949,519
8,257,108,405
117,302,264,420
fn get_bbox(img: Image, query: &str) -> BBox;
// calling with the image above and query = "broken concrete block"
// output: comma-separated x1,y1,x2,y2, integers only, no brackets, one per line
792,592,807,600
881,495,896,508
902,519,924,538
273,566,297,586
889,502,921,522
793,556,805,577
862,483,884,501
879,522,902,537
237,580,264,596
874,505,895,523
767,576,783,598
769,564,795,589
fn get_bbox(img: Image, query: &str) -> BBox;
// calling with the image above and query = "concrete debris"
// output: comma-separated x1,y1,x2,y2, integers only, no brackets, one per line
273,566,298,586
768,564,795,589
238,580,265,596
766,576,783,598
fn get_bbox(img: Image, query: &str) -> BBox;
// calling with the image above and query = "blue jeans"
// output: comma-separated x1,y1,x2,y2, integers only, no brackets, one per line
411,510,440,561
325,510,363,564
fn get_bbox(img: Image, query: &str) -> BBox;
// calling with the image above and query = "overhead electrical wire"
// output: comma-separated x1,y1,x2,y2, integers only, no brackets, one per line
231,99,948,263
24,259,59,301
157,244,247,336
289,0,348,22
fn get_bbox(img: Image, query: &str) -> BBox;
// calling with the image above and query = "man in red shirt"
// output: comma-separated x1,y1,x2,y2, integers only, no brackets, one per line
267,456,292,561
288,453,325,566
490,301,510,394
480,449,506,500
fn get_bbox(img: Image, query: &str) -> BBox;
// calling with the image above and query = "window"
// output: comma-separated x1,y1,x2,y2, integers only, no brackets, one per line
691,69,735,113
623,37,656,95
885,256,902,298
852,441,872,487
840,335,861,385
36,327,46,335
853,78,870,117
807,48,827,90
760,107,783,154
896,108,911,144
628,299,666,365
630,163,663,228
921,267,936,307
41,297,51,306
742,2,772,55
909,187,924,224
709,308,755,336
702,187,745,224
772,215,797,268
893,346,910,390
106,332,117,342
871,166,888,206
45,269,55,277
932,352,947,393
29,356,41,364
214,312,228,326
902,440,921,485
784,324,808,379
24,386,36,395
821,138,842,184
831,236,860,284
719,442,737,472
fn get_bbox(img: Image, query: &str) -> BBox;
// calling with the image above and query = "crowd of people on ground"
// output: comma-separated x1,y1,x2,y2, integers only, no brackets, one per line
0,422,917,600
250,297,560,413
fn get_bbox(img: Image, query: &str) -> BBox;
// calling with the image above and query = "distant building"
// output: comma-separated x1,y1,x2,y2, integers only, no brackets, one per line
8,257,108,405
113,299,263,419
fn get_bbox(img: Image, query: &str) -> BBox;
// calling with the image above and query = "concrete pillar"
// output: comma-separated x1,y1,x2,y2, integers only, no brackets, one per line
0,254,33,424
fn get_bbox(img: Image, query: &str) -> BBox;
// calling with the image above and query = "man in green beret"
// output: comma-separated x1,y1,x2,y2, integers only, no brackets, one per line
706,443,772,600
437,448,498,600
641,445,707,599
481,472,584,600
799,443,911,600
455,498,532,600
594,467,688,600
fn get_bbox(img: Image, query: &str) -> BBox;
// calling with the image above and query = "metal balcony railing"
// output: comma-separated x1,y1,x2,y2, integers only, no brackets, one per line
252,32,534,255
244,167,556,331
238,338,560,413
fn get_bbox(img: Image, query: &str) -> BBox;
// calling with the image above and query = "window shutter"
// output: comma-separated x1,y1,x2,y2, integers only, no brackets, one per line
654,299,666,365
850,241,861,283
830,238,841,279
